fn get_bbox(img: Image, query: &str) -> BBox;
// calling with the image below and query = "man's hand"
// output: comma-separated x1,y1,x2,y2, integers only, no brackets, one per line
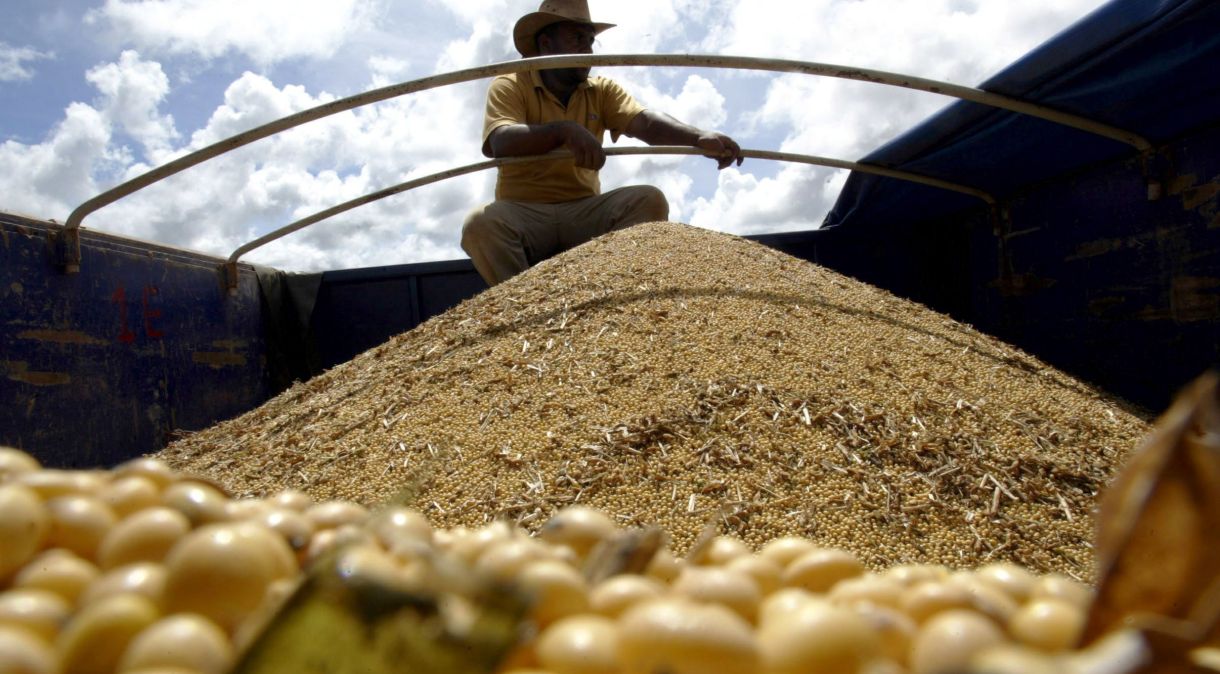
696,132,743,170
558,121,607,170
626,111,745,171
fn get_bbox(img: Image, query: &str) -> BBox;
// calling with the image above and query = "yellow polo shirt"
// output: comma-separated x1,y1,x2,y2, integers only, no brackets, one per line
482,70,645,203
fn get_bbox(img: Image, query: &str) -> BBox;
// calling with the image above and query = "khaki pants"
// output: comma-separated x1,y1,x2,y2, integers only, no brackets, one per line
461,185,669,286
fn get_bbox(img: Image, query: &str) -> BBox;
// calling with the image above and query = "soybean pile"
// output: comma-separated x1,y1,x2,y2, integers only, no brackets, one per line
157,221,1149,578
0,448,1110,674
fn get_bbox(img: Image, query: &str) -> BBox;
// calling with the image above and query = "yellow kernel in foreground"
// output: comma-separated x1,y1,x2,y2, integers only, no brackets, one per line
15,550,100,605
758,601,883,674
0,447,41,479
851,603,917,665
118,613,234,674
80,562,168,608
162,523,296,631
539,507,618,560
829,574,905,610
56,593,160,674
0,589,71,642
617,598,757,674
536,615,619,674
368,507,432,550
98,507,191,569
100,477,162,519
0,625,57,674
724,556,783,596
1031,574,1093,610
974,563,1037,604
782,548,865,594
303,500,370,530
901,581,976,625
44,495,118,560
589,575,666,619
696,536,752,567
910,609,1007,674
672,566,762,624
758,588,826,628
113,458,177,490
517,560,591,627
15,471,104,501
1007,598,1085,653
0,485,49,581
758,538,818,570
162,482,229,527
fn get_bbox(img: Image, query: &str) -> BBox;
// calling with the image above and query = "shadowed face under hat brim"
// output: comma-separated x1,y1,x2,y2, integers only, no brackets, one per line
513,14,615,57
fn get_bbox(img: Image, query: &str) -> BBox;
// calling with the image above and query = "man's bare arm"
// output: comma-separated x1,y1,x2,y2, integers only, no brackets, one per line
625,110,743,170
486,122,606,170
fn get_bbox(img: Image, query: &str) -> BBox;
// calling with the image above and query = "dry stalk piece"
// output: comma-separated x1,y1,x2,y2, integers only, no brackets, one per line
1080,372,1220,655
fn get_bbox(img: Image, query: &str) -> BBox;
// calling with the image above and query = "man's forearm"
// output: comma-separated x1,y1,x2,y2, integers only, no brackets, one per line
625,109,743,169
626,110,704,146
486,122,577,158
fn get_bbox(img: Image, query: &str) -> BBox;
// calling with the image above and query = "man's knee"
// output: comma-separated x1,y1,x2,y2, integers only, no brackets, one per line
461,204,500,255
615,185,669,228
634,185,669,222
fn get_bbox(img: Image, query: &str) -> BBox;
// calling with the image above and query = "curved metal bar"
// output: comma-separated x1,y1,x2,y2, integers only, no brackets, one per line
66,53,1151,241
224,146,995,276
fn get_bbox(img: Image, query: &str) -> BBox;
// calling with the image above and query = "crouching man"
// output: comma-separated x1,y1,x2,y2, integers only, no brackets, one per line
462,0,743,286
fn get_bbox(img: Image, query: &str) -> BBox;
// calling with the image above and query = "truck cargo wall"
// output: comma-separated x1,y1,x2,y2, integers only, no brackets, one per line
0,214,270,468
973,122,1219,412
309,260,488,372
809,121,1220,413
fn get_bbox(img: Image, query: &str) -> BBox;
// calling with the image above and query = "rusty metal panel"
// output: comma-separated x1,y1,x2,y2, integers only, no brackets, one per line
0,214,269,468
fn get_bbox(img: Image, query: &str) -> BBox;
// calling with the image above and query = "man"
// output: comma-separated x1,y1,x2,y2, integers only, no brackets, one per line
461,0,744,286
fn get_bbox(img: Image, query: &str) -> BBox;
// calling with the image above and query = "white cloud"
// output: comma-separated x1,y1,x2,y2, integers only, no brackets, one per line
0,42,53,82
688,164,841,236
638,74,727,132
677,0,1112,236
86,51,179,158
0,42,491,270
431,0,515,30
368,56,411,88
86,0,379,65
187,72,338,150
589,0,680,54
0,104,113,219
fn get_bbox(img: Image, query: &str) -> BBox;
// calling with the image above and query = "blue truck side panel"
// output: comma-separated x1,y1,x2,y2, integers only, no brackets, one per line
816,123,1220,414
968,124,1220,411
0,214,270,468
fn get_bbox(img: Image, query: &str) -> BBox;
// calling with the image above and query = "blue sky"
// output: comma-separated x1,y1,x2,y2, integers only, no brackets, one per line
0,0,1111,271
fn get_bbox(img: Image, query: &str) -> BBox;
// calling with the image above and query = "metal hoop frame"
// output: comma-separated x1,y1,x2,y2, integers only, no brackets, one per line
56,53,1154,274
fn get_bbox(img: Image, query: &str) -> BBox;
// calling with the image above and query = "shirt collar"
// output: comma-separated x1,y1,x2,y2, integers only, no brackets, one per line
528,68,592,93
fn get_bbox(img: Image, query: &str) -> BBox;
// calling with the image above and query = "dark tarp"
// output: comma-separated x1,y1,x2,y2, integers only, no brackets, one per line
255,266,324,390
824,0,1220,230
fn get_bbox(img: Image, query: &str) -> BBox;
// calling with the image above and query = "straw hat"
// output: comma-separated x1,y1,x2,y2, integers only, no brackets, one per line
513,0,615,58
